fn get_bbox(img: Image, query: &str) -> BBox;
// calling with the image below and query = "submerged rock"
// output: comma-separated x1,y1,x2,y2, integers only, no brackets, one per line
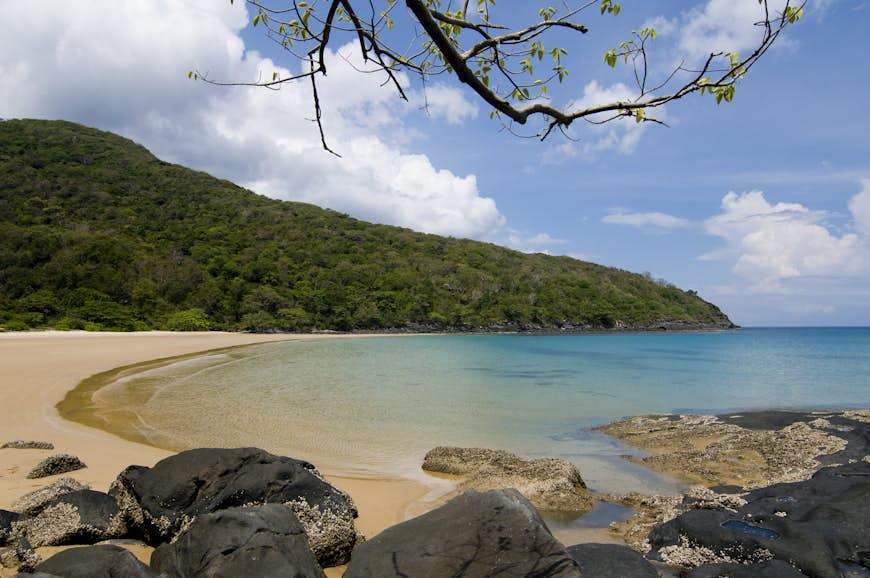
565,543,659,578
151,503,325,577
109,447,361,566
11,478,89,516
344,489,580,577
30,544,156,577
25,455,86,479
14,489,125,547
422,446,594,515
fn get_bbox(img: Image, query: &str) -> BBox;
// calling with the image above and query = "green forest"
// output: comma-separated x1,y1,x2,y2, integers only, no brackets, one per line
0,119,734,333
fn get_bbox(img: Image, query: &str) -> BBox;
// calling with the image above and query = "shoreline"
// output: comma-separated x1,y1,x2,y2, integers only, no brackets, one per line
3,331,867,575
0,331,433,544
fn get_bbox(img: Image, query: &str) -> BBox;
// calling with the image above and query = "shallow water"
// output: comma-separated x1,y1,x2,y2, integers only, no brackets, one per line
86,328,870,495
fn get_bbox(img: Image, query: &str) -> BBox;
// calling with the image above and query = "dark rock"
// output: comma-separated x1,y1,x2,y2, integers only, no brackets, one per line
1,441,54,450
3,533,39,573
30,544,156,577
649,461,870,578
26,455,86,479
1,510,22,545
109,447,360,566
422,446,593,515
15,489,124,547
151,503,325,577
685,559,809,577
12,478,89,516
344,489,580,577
565,543,658,578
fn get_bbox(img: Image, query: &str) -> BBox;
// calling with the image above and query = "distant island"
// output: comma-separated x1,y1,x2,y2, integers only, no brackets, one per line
0,119,734,333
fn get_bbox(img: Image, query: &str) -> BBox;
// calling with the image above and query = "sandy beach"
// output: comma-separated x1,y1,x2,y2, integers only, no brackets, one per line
0,331,431,548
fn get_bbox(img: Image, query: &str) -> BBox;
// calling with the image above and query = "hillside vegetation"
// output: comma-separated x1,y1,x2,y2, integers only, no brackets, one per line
0,119,733,332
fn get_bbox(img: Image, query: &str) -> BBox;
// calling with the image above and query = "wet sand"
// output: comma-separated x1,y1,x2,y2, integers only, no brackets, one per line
0,331,432,545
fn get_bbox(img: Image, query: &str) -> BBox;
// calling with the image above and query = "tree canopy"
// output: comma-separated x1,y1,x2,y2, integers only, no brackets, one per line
0,119,733,333
196,0,805,151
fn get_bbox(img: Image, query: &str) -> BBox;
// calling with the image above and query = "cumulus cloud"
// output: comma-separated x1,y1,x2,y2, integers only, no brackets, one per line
678,0,780,57
602,210,691,230
702,190,870,293
555,81,657,160
415,84,479,126
848,179,870,236
0,1,499,239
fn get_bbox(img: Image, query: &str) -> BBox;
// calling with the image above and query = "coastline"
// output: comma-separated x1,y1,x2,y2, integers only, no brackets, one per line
3,330,868,575
0,331,432,544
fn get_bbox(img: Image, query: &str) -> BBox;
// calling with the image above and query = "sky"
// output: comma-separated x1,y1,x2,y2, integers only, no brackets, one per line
1,1,869,327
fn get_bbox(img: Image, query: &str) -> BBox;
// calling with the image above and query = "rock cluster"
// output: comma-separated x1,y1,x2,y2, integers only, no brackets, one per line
1,447,363,575
648,461,870,577
422,446,594,514
3,409,868,577
604,409,870,577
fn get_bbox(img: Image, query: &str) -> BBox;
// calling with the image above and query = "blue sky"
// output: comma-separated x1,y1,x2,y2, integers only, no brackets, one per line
2,1,869,326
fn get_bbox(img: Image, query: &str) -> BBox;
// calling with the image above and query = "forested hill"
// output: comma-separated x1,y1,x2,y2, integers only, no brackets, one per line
0,119,734,332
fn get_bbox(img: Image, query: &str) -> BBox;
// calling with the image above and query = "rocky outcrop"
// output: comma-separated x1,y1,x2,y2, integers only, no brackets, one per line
14,489,125,547
648,461,870,577
596,413,848,488
11,478,88,516
109,447,361,566
1,441,53,450
151,504,325,577
422,446,594,515
25,454,86,479
344,489,581,577
28,544,156,577
565,543,659,578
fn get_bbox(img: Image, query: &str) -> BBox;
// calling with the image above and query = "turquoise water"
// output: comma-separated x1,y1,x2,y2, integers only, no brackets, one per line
93,328,870,494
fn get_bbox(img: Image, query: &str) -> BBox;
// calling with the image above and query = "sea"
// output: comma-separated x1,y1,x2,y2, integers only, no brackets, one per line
87,327,870,496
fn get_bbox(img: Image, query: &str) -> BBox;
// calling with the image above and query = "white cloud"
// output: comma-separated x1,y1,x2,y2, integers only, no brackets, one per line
556,80,657,160
506,232,566,254
0,1,498,240
848,179,870,236
415,84,479,126
702,190,870,293
679,0,773,56
603,210,690,230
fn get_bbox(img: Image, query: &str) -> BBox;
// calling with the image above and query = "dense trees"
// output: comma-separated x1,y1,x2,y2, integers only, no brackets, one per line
0,119,732,332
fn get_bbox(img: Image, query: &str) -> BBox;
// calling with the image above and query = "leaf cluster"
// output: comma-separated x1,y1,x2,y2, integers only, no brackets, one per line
198,0,804,148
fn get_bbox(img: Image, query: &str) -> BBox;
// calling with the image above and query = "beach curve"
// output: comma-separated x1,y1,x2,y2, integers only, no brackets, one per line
0,331,432,546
